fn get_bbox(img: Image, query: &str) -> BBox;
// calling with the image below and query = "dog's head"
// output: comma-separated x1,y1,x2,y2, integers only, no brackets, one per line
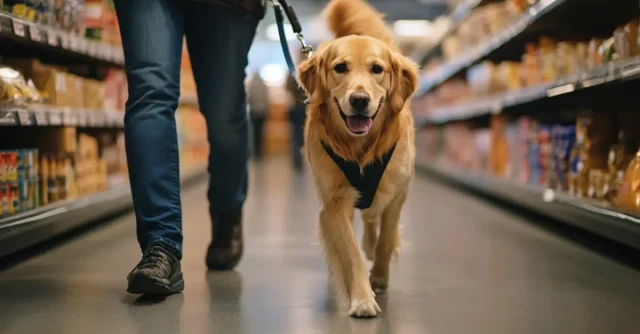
297,36,418,137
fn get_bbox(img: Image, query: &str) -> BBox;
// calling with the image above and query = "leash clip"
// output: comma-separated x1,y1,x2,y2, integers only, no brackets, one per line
269,0,313,59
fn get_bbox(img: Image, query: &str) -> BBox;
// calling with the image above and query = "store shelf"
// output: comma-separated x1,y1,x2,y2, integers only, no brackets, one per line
415,56,640,127
0,12,124,67
417,0,485,64
416,0,567,96
0,105,124,128
0,162,208,258
416,159,640,250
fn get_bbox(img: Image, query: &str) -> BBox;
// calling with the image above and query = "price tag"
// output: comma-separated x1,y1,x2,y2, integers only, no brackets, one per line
0,110,18,126
60,33,70,49
33,110,48,125
0,15,12,33
66,110,78,126
16,110,33,125
79,38,88,54
87,42,96,57
96,112,106,127
75,110,86,127
12,19,26,38
47,28,58,46
29,25,43,42
49,110,62,125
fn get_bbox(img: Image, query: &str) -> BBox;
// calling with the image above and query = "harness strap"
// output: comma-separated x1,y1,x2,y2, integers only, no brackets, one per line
322,142,397,209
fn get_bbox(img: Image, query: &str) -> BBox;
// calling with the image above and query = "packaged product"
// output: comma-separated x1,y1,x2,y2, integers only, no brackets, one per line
516,117,532,183
614,26,632,60
10,0,37,21
0,66,31,102
40,155,49,206
522,43,539,87
598,37,617,64
0,153,7,216
496,62,522,92
537,124,553,187
467,62,497,97
615,150,640,213
539,37,557,83
569,111,617,199
489,115,509,177
47,155,58,203
555,42,577,78
587,39,604,70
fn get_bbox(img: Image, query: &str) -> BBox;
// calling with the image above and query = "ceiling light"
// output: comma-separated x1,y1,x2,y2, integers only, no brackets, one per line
259,64,288,86
392,20,433,37
266,23,296,41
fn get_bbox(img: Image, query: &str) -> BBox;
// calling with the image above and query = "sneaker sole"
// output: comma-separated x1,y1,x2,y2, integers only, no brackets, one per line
127,272,184,295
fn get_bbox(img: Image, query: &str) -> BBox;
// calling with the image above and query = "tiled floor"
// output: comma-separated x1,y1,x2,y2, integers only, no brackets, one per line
1,157,640,334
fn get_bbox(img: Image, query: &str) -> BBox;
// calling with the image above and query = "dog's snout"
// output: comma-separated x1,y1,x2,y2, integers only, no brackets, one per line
349,93,370,113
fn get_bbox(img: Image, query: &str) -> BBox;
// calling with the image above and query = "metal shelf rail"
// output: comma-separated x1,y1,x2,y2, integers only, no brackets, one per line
0,163,208,258
416,160,640,250
415,56,640,127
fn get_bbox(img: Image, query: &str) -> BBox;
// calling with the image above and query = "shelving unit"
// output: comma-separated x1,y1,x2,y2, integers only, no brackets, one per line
416,56,640,126
0,12,124,66
0,105,124,128
0,4,210,259
414,0,640,248
416,160,640,250
0,163,207,258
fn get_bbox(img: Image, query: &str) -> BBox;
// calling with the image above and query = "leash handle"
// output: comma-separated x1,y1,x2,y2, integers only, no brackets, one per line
277,0,302,34
269,0,313,59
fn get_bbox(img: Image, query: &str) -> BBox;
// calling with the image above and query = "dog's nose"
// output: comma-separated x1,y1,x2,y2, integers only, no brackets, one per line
349,92,370,113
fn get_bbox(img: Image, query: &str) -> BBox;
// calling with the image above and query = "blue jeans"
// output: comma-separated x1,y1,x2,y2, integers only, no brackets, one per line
289,107,306,169
114,0,258,259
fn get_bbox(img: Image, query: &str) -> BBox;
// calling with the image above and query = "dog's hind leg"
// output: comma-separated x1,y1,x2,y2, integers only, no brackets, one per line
370,191,406,293
360,210,378,261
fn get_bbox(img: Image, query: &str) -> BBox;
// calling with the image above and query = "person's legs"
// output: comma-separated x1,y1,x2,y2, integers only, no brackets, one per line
184,2,259,270
291,108,306,171
114,0,185,293
252,114,265,159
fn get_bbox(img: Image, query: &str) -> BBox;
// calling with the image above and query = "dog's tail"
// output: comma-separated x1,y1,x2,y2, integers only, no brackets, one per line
325,0,396,48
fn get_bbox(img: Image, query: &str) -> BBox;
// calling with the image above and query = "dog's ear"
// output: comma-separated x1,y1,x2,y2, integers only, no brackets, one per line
297,51,326,102
388,52,419,114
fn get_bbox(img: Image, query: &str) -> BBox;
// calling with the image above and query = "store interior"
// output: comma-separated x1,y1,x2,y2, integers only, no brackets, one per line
1,0,640,333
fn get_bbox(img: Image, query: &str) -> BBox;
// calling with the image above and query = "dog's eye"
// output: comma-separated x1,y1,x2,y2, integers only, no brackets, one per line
371,64,384,74
334,63,348,74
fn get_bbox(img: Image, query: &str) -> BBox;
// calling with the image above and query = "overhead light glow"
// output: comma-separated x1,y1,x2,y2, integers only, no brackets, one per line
266,23,296,41
392,20,433,37
259,64,288,86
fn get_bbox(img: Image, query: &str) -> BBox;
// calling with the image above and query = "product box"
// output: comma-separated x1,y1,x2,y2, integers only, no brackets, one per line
4,58,75,107
83,78,106,109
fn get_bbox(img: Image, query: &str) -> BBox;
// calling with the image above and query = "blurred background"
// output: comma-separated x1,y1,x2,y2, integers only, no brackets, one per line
2,0,640,332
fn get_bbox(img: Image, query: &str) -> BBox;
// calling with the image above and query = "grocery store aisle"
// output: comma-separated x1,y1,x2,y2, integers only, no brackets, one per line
1,157,640,334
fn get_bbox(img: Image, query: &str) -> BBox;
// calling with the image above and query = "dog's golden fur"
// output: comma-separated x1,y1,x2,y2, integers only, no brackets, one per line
297,0,419,318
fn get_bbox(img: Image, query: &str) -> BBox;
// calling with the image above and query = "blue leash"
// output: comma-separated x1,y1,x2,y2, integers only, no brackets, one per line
270,0,313,91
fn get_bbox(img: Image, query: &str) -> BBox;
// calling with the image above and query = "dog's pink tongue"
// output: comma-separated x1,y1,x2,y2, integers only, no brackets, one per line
346,115,373,133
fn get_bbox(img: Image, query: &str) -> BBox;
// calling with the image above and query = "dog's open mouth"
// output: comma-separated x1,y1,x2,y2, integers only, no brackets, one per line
335,98,374,134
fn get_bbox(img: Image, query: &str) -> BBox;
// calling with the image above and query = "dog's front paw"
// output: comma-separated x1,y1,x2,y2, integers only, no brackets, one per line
348,296,381,318
370,274,388,293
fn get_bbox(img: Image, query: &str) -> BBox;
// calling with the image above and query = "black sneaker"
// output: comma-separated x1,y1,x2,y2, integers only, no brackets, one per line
206,209,244,270
127,243,184,295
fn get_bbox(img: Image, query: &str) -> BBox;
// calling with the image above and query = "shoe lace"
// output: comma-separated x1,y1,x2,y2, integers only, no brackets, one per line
128,245,174,278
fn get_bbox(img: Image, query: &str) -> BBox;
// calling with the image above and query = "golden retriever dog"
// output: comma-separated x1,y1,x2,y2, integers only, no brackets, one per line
297,0,419,318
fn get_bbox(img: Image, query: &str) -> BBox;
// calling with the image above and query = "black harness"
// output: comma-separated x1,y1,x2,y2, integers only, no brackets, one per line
322,143,397,209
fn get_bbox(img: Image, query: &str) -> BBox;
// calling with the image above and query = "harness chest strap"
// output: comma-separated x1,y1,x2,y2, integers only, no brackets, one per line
322,143,397,209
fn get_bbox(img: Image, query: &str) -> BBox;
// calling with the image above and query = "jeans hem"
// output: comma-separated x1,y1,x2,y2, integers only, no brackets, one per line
148,237,183,260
